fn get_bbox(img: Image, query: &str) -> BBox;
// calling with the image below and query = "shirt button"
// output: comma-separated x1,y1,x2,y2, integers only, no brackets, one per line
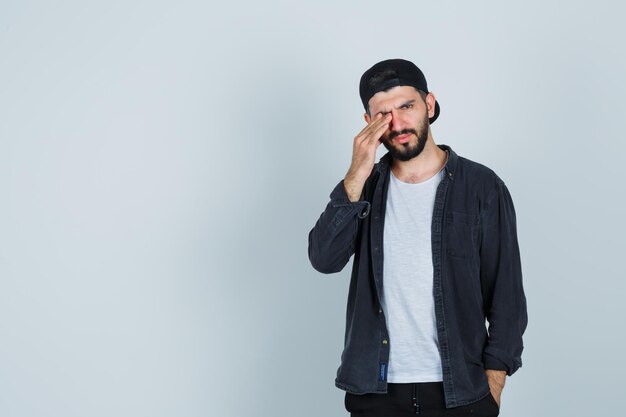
382,340,388,345
379,309,383,314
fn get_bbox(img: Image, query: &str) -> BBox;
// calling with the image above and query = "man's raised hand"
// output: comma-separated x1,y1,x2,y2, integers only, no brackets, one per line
343,113,391,202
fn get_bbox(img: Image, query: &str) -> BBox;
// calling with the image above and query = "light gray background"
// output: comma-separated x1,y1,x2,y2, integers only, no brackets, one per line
1,1,625,416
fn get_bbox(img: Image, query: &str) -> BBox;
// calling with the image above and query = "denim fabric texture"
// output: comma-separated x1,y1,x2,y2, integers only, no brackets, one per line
308,144,527,408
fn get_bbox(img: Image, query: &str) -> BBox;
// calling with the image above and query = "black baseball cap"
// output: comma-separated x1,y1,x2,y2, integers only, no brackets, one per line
359,59,440,124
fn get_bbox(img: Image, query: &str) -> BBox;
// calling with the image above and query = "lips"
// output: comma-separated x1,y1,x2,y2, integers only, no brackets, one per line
394,133,413,144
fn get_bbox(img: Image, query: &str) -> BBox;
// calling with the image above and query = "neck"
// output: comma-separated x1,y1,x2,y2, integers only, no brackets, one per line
391,135,448,184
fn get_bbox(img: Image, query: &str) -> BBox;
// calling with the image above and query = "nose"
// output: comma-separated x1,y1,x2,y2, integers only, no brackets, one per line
389,110,403,131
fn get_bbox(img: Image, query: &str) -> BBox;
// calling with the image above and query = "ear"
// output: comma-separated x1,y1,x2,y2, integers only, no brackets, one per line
364,112,371,124
425,92,437,119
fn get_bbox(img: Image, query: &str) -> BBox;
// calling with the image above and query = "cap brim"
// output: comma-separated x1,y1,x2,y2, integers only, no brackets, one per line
429,101,440,124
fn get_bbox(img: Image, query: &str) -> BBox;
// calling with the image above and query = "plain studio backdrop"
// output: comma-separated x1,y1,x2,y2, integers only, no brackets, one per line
1,1,625,416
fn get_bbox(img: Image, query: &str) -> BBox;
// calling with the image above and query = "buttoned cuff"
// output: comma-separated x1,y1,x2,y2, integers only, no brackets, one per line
330,181,371,219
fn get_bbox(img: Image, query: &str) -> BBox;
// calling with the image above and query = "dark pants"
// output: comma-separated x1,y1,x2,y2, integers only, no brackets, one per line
344,382,499,417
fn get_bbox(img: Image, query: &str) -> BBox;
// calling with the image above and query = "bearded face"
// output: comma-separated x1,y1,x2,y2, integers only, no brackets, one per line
380,104,429,162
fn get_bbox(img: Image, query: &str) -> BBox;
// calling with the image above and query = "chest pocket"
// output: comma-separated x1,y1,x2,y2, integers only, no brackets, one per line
445,211,479,259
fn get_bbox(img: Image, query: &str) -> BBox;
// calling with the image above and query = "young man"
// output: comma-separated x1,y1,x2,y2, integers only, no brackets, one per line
308,59,527,416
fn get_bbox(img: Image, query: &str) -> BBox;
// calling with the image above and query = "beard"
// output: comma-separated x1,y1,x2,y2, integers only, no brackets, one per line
381,112,429,162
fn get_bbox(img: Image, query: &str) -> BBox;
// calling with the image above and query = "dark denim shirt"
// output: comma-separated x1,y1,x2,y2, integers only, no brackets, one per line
308,144,527,408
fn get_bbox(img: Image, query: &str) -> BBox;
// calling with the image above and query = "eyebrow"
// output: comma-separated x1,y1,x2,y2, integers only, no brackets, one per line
376,99,417,115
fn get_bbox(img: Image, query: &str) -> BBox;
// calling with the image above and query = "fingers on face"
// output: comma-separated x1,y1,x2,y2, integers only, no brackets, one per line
361,115,390,140
370,115,391,142
355,115,391,150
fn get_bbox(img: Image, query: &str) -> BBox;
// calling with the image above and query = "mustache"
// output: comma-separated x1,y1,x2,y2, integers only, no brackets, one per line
388,129,417,140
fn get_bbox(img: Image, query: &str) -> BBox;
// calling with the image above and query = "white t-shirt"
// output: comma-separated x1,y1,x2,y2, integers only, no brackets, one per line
381,168,444,383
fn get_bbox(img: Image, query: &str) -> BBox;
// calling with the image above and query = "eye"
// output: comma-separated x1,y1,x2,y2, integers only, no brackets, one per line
400,103,413,110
